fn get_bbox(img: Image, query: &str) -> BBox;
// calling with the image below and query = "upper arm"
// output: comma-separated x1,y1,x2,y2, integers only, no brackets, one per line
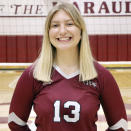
99,69,127,131
8,67,34,130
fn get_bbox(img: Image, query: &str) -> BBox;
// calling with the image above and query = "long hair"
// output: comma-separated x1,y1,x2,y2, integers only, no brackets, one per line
33,2,97,82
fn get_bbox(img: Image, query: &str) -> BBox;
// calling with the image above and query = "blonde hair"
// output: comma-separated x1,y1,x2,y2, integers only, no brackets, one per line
33,2,97,82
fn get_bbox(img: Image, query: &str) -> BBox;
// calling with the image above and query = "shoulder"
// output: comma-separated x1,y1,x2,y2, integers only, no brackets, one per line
94,61,107,74
17,65,35,87
21,65,34,78
11,65,36,99
94,61,112,78
23,65,45,95
93,61,117,89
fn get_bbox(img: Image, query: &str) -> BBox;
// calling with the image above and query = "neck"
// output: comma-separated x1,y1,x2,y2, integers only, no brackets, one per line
54,47,79,73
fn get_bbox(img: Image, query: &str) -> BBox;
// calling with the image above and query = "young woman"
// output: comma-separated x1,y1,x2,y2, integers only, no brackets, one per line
8,2,127,131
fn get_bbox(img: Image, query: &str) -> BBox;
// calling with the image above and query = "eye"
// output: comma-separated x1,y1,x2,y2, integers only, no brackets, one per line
51,24,59,28
67,22,74,26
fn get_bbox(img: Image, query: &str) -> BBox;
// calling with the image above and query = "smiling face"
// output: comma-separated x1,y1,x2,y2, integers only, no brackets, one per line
49,9,81,51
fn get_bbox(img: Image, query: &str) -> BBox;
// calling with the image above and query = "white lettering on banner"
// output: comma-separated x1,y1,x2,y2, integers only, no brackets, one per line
0,0,131,16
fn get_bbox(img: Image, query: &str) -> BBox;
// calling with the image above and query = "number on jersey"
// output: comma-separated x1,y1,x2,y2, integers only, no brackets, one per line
54,100,80,122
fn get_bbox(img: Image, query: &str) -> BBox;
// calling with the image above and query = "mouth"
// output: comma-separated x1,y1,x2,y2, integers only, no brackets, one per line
56,37,72,42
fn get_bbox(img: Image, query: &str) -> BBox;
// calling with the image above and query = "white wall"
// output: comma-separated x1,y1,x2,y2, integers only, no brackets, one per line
0,0,131,35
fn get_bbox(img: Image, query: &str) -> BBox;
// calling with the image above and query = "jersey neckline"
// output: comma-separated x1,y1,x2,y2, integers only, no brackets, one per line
53,64,80,79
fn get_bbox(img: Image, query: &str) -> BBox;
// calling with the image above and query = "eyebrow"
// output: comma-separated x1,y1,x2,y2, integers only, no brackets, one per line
51,19,74,23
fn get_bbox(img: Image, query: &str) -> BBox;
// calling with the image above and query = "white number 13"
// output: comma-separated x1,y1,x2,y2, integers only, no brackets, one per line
54,100,80,122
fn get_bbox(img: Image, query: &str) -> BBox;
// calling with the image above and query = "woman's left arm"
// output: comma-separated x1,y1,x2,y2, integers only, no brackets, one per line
99,68,128,131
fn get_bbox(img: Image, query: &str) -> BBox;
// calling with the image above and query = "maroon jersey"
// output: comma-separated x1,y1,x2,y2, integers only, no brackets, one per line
8,62,127,131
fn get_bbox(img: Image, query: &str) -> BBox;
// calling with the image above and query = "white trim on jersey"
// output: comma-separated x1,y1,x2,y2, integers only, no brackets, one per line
8,112,26,126
53,64,80,79
109,118,127,131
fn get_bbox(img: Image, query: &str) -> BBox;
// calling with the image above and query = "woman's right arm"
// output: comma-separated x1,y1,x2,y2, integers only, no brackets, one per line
8,67,34,131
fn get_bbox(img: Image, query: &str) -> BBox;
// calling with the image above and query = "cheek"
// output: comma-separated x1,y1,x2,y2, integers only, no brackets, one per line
49,30,57,47
75,29,81,39
49,30,56,41
72,27,81,36
49,29,57,37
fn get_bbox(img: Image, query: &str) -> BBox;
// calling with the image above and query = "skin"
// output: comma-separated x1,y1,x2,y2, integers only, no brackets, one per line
49,9,81,74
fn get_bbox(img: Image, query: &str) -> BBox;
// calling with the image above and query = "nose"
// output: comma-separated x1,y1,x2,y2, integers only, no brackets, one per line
59,24,67,35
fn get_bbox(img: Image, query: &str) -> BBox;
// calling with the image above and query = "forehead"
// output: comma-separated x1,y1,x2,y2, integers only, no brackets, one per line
51,9,73,22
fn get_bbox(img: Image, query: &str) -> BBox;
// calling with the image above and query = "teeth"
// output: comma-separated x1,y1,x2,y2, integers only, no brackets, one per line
58,37,70,41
